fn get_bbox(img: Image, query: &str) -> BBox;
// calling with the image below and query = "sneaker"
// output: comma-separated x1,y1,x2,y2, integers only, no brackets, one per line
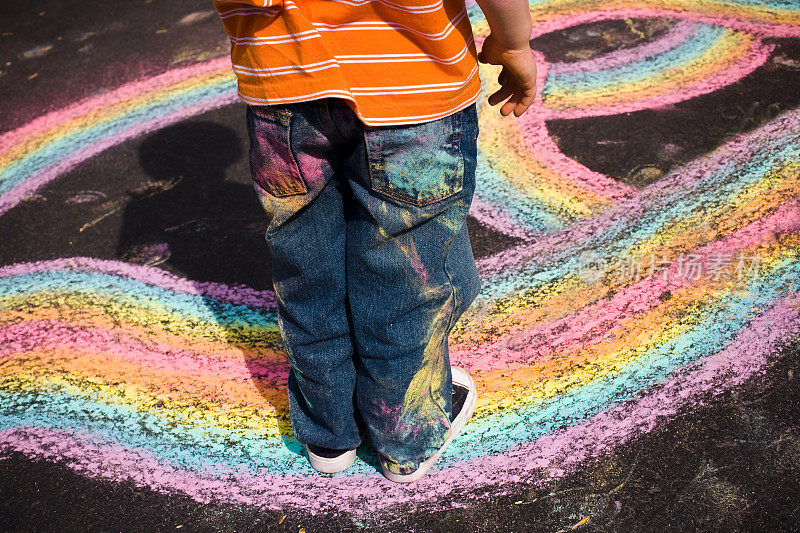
379,365,477,483
305,444,358,474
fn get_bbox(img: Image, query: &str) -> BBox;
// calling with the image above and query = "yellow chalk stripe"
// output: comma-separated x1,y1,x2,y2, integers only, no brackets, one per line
1,347,287,440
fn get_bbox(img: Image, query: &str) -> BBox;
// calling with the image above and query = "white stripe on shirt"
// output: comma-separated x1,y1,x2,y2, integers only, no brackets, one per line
326,0,444,15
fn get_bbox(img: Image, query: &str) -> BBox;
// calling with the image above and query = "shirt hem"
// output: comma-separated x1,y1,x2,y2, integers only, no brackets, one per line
236,78,483,126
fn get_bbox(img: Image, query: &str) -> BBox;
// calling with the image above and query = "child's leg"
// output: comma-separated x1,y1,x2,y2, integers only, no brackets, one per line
246,101,361,451
335,101,482,471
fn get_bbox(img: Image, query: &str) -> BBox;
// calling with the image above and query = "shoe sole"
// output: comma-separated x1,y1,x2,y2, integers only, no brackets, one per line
306,446,357,474
381,366,477,483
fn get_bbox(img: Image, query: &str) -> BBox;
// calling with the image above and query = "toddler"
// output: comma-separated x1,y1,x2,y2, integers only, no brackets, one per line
212,0,537,482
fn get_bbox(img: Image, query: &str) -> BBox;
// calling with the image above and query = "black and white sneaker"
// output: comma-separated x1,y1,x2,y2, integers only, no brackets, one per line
380,365,477,483
306,444,357,474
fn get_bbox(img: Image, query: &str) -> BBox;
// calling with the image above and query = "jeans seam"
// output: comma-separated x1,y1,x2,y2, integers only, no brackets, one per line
364,127,379,198
454,109,462,160
442,112,469,334
439,224,461,444
325,99,349,144
285,112,309,194
442,230,462,338
373,187,461,207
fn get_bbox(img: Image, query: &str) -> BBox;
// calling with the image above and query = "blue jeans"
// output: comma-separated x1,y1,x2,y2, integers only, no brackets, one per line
246,98,481,470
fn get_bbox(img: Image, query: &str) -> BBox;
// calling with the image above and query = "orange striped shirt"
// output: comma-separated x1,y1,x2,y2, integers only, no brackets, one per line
212,0,483,126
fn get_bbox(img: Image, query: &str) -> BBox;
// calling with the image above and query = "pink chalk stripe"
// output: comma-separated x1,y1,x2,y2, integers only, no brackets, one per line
0,57,232,155
476,107,800,278
543,39,774,120
469,195,536,240
2,296,796,515
0,93,239,216
454,199,800,372
0,257,276,310
501,51,638,202
528,9,800,41
488,293,800,487
549,20,701,75
0,320,288,384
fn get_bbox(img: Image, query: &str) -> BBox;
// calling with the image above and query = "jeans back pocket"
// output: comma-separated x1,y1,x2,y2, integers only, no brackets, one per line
364,110,464,207
246,105,308,197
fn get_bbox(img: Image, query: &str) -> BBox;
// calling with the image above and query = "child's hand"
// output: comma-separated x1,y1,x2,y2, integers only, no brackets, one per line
477,33,538,117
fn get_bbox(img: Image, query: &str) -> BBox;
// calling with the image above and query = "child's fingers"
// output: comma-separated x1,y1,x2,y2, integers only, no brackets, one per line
512,97,534,117
488,83,514,107
500,93,521,116
502,89,535,117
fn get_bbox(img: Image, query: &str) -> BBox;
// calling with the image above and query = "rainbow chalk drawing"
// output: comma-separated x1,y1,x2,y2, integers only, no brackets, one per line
2,0,800,519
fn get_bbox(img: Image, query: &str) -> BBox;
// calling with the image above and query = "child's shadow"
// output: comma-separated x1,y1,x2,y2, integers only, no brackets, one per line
127,120,380,470
119,120,269,288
